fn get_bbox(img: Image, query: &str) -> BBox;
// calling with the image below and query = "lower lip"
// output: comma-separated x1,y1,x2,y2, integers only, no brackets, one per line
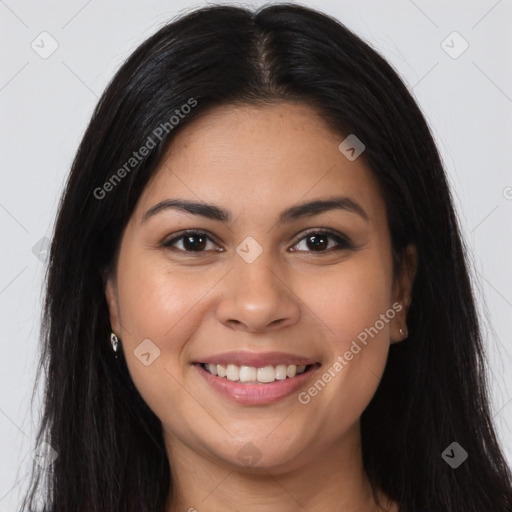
194,363,320,405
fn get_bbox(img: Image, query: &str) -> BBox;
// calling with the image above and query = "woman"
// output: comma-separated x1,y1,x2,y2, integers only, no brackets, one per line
21,3,512,512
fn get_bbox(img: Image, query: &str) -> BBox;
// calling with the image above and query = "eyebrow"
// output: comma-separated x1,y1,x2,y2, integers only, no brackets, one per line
141,196,369,225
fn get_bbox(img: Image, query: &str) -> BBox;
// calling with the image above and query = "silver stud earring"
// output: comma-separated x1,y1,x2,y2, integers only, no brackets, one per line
110,332,119,357
398,324,408,339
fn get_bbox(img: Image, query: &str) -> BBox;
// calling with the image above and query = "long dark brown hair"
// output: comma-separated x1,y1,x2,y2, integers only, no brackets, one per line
21,4,512,511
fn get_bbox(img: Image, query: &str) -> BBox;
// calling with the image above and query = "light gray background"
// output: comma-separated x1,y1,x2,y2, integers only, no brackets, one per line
1,0,511,509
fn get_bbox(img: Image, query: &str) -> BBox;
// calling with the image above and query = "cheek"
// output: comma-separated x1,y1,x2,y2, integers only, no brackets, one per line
296,252,393,348
295,252,392,389
292,252,394,437
114,252,216,405
117,261,195,342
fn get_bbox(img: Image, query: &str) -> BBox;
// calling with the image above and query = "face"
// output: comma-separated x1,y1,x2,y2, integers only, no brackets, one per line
105,102,415,474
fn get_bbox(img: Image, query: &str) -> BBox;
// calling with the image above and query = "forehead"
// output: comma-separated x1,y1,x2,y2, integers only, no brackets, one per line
134,102,386,227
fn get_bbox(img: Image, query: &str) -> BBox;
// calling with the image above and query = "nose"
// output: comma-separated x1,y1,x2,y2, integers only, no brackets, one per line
215,250,301,334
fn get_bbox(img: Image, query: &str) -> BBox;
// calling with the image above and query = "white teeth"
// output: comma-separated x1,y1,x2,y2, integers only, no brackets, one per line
202,362,310,383
275,364,287,380
257,366,275,383
239,366,257,382
226,364,239,381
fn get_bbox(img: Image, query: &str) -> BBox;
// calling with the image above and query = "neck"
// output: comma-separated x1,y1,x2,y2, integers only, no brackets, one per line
163,423,395,512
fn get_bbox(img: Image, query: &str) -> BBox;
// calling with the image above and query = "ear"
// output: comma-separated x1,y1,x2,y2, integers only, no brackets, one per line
390,244,417,343
104,271,122,335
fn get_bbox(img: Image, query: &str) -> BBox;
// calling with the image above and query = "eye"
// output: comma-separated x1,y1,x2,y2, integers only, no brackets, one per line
290,229,354,253
162,230,221,253
162,228,355,254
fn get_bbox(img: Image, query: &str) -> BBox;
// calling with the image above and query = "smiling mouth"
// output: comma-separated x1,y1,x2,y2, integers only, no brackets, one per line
199,362,319,384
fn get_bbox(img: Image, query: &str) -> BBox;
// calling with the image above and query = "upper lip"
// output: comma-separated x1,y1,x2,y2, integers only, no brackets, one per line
196,350,319,367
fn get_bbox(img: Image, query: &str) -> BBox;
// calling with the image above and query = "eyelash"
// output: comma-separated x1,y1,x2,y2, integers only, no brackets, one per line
162,228,356,254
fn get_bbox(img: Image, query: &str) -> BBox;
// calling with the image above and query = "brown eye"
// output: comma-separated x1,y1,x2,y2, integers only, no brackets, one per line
291,230,354,252
163,230,219,252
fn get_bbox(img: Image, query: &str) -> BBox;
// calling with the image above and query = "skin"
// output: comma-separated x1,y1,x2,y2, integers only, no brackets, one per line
105,102,416,512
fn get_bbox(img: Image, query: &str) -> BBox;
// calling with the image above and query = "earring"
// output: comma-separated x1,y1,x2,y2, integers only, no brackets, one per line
110,332,119,357
398,323,409,339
